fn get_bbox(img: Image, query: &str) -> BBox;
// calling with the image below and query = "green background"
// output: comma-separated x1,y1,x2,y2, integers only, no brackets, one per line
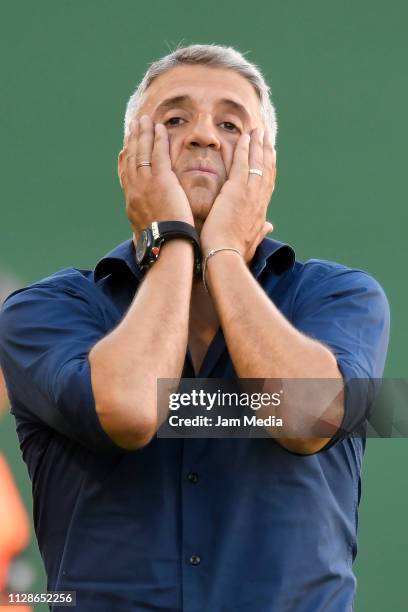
0,1,406,610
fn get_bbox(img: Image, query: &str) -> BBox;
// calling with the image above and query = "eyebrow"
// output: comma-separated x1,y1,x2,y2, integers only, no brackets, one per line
154,95,251,122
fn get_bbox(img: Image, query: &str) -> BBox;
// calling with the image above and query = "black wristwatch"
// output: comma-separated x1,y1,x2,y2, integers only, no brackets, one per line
135,221,201,275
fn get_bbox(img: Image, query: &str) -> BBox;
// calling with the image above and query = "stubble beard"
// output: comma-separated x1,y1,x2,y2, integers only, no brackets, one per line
183,181,222,234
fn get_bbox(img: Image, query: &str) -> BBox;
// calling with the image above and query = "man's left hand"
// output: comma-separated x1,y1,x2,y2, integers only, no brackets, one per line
200,127,276,263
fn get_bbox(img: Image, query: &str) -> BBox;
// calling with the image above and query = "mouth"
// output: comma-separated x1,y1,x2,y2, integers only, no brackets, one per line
185,164,218,177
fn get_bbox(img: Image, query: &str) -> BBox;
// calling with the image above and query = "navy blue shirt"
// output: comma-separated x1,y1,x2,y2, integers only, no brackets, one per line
0,238,389,611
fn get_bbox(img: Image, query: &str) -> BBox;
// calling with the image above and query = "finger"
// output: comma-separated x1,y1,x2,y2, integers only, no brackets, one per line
263,129,276,185
248,128,264,189
260,131,277,210
271,164,277,194
257,222,274,246
228,133,250,182
121,118,140,187
250,221,274,262
125,117,139,155
125,116,137,146
136,115,154,177
123,118,133,147
151,123,172,175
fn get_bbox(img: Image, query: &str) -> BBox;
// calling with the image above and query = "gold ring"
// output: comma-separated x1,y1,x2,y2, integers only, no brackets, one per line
136,161,152,169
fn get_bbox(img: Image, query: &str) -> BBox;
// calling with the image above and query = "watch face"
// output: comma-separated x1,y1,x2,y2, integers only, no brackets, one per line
136,230,150,265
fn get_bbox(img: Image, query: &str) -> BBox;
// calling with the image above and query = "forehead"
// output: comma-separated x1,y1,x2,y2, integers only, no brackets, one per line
140,64,262,124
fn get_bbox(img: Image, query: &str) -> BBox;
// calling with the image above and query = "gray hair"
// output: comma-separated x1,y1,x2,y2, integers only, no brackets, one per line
124,44,278,145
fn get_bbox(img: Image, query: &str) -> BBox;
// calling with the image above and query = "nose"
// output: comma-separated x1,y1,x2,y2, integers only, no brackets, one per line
185,115,221,150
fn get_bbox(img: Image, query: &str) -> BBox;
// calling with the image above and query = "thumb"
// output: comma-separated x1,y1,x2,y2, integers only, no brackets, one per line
263,221,274,235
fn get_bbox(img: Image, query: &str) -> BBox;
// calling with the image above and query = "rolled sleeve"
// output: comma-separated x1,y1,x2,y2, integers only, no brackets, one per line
292,263,390,449
0,282,122,454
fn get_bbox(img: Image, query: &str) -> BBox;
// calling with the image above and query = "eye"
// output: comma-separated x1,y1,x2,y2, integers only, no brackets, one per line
219,121,240,133
164,117,186,127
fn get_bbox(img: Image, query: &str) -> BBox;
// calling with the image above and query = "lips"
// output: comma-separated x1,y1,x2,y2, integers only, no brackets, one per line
185,162,218,176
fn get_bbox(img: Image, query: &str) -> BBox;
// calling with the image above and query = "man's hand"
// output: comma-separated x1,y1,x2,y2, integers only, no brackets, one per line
118,115,194,236
200,128,276,262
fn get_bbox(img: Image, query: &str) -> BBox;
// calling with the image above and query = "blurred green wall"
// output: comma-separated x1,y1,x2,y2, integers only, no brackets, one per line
0,1,406,610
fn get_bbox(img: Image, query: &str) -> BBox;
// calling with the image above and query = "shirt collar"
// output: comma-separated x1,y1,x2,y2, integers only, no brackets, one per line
94,237,295,283
94,239,143,282
250,237,295,278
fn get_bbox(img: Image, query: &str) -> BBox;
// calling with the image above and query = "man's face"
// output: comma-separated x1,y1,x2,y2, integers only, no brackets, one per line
136,64,264,225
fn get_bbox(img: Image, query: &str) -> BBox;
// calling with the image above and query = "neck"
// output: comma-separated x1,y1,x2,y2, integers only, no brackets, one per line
190,276,219,335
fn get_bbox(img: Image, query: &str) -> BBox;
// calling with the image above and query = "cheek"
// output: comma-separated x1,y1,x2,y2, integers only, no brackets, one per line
222,144,235,176
167,133,182,168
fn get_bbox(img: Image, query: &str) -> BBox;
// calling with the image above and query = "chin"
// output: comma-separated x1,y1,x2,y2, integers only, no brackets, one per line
185,187,216,221
193,218,204,235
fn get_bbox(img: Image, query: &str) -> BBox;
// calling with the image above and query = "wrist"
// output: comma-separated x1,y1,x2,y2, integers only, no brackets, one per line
200,231,243,257
202,247,244,293
139,240,195,283
135,220,201,275
158,239,195,265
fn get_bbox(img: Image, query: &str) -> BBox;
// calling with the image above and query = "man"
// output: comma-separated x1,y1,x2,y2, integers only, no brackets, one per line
0,44,389,611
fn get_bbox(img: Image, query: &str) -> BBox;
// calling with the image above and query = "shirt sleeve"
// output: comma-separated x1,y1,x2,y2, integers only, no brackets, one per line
0,282,124,455
291,262,390,451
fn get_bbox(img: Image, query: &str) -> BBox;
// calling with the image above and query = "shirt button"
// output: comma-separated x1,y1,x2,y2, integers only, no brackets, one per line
189,554,201,566
187,472,199,484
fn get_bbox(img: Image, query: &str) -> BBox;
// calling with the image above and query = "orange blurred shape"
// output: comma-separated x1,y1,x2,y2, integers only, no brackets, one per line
0,369,7,415
0,453,30,593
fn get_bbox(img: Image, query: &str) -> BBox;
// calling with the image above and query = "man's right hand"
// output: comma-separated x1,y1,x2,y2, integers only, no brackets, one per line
118,115,194,236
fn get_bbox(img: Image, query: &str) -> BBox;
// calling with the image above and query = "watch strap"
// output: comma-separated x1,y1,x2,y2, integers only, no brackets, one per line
156,221,201,275
137,221,201,275
156,221,198,243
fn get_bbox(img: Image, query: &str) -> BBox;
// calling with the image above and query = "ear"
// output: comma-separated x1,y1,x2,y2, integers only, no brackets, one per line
117,150,124,190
